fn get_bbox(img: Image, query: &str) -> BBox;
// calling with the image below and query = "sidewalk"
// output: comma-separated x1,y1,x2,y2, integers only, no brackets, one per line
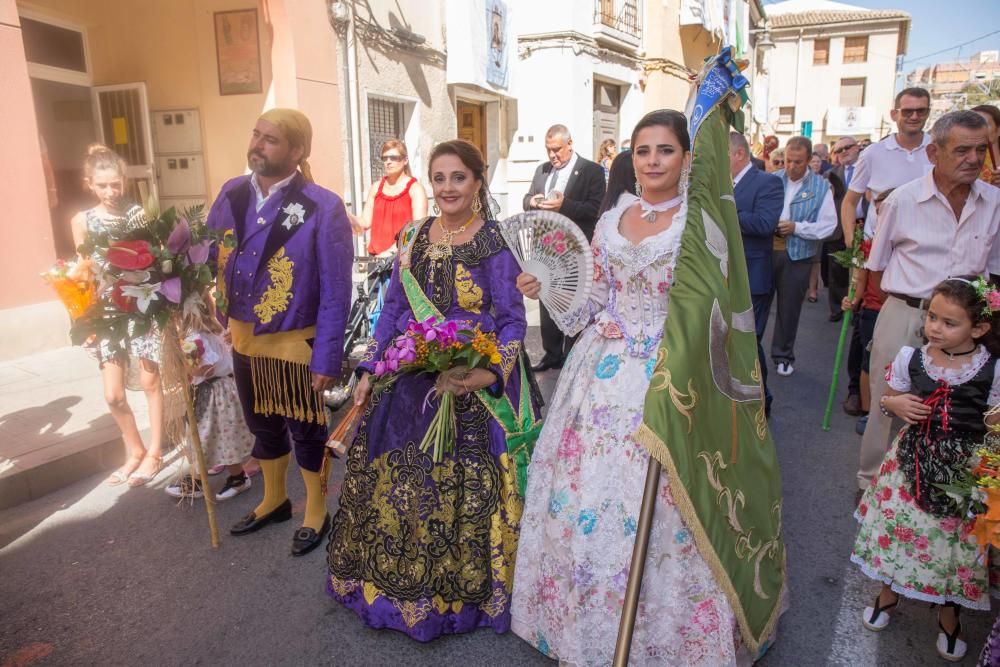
0,346,149,510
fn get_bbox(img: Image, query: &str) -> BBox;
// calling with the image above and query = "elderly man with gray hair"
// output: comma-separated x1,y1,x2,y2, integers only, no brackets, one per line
522,123,606,371
856,110,1000,494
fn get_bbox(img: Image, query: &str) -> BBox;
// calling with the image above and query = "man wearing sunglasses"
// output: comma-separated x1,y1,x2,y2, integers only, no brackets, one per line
839,88,933,244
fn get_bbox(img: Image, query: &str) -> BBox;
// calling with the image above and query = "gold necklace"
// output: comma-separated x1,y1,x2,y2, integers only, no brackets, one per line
426,212,476,261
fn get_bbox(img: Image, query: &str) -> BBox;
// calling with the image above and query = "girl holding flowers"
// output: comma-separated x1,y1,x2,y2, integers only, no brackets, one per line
69,144,165,487
853,277,1000,661
326,140,541,640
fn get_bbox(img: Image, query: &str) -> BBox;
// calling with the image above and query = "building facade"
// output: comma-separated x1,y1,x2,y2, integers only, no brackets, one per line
765,0,909,145
906,51,1000,123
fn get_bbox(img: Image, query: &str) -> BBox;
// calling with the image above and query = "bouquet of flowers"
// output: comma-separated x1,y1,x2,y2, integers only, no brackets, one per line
830,222,871,271
70,202,216,353
371,316,501,462
42,258,96,320
936,418,1000,555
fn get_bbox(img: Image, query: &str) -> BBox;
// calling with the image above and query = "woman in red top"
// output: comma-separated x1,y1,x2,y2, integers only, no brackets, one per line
360,139,428,255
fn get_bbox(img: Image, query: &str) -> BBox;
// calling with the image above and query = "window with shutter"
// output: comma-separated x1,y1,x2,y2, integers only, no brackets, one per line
843,36,868,64
839,78,866,107
813,39,830,65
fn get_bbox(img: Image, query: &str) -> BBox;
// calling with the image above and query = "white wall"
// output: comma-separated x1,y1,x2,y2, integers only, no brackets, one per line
770,27,900,143
507,0,644,211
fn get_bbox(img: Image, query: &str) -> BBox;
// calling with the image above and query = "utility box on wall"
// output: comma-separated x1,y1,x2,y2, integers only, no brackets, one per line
151,108,207,209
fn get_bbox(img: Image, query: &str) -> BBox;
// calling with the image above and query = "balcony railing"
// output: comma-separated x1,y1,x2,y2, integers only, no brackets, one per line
594,0,641,42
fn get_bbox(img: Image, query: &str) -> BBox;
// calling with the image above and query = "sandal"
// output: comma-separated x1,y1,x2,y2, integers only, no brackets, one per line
861,591,898,631
127,455,163,487
107,456,144,486
936,603,966,662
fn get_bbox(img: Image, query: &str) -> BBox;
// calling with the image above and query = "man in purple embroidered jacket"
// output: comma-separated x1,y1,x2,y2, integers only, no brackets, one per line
208,108,353,556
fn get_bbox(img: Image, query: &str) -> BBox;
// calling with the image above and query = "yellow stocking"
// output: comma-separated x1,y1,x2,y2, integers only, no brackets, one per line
253,454,290,517
300,467,329,531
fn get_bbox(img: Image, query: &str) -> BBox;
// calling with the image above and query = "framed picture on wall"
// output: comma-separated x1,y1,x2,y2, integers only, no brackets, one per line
214,9,262,95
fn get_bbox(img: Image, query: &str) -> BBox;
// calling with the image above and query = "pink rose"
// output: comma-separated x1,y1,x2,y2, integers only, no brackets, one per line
957,566,974,581
989,291,1000,311
859,503,868,517
554,230,565,241
940,517,962,532
914,535,929,550
872,555,882,568
878,534,891,549
881,487,893,502
918,552,932,563
964,582,982,600
542,233,553,246
882,508,895,520
898,486,913,503
922,584,938,595
554,241,566,254
893,525,914,543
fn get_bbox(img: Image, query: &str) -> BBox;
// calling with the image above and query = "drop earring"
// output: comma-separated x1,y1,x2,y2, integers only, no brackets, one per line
635,182,642,198
432,202,440,215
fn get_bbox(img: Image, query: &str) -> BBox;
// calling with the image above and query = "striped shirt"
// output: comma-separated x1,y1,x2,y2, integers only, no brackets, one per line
867,170,1000,298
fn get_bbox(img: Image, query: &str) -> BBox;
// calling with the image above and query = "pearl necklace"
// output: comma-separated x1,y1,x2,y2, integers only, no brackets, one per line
639,194,684,223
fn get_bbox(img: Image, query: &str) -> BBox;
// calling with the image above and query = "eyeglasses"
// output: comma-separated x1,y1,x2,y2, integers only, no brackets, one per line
896,108,930,118
381,155,404,163
833,144,857,154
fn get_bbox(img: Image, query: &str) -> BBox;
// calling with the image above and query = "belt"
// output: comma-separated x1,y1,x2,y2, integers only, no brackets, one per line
887,292,929,310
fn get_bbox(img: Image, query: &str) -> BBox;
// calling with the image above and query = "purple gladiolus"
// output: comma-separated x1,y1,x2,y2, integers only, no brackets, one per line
374,360,387,376
187,240,211,265
166,218,192,254
160,276,182,304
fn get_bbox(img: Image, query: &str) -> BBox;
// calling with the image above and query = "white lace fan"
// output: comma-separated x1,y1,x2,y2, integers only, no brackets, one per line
499,211,593,321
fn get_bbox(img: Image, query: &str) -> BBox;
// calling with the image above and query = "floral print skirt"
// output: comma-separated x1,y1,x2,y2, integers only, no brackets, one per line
187,376,254,468
852,432,1000,610
511,327,747,666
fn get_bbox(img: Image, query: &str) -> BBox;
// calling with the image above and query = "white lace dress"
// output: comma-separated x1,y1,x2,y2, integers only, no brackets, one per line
511,195,747,666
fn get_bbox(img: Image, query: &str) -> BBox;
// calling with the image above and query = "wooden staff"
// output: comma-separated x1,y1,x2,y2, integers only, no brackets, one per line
181,377,220,548
613,458,662,666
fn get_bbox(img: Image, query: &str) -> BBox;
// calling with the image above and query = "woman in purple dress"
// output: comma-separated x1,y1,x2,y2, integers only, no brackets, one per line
326,140,541,640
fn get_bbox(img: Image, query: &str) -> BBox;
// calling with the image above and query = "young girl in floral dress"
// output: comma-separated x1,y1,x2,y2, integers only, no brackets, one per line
852,277,1000,662
164,291,254,501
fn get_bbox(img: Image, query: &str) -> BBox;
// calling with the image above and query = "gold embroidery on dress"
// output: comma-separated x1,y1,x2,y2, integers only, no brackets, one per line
480,588,509,619
498,341,521,382
360,339,378,363
454,263,483,314
393,599,432,628
330,575,359,597
254,247,294,324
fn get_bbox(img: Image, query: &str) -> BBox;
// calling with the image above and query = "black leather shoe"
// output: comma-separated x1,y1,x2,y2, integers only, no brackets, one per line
291,513,331,557
230,498,293,536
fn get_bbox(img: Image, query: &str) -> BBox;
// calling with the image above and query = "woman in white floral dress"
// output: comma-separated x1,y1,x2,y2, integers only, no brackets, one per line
511,111,747,666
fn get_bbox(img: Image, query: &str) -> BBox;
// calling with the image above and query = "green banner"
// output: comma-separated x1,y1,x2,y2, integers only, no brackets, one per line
637,103,786,654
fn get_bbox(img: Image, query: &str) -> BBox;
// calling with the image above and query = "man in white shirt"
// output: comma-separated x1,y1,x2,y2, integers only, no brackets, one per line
769,136,838,377
840,87,933,243
856,110,1000,491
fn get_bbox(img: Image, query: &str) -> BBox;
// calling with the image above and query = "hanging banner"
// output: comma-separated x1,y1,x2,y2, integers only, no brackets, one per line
446,0,514,94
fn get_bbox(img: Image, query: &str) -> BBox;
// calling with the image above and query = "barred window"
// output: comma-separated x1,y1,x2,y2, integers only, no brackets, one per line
367,97,404,183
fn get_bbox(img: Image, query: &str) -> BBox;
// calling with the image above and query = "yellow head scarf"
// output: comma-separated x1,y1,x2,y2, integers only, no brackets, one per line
258,108,314,183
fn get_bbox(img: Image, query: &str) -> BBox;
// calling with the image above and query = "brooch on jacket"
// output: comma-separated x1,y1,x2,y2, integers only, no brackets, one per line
281,202,306,230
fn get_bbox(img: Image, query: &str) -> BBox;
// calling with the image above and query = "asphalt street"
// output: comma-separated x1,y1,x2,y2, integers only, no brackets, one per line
1,294,995,666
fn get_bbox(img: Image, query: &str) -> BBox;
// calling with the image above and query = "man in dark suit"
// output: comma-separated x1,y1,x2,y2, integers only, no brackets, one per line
729,132,783,415
522,124,606,371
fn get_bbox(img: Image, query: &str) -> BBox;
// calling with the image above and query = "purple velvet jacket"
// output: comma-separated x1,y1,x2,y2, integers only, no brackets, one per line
206,173,353,378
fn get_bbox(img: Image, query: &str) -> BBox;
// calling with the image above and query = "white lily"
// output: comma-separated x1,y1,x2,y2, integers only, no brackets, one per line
281,202,307,230
120,282,162,313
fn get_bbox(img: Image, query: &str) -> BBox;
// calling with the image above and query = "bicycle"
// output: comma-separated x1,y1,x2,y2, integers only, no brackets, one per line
323,253,394,415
